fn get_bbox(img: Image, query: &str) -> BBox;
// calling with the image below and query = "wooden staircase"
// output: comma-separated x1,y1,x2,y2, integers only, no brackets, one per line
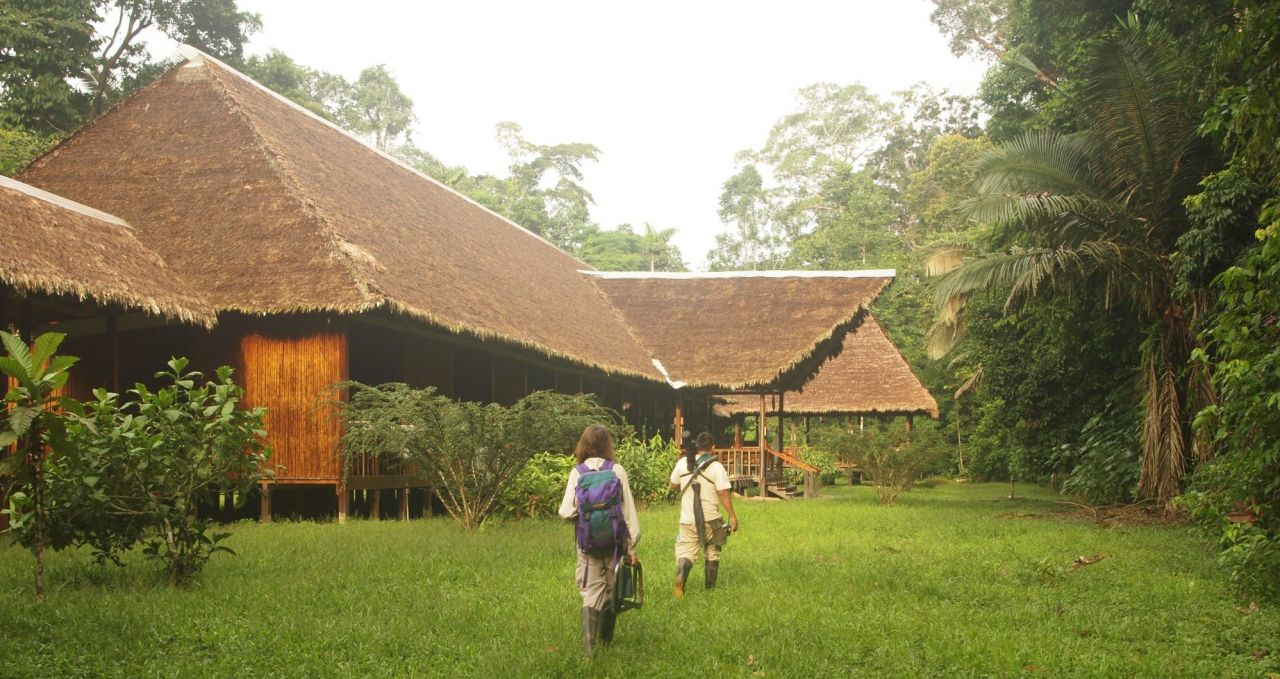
765,479,802,500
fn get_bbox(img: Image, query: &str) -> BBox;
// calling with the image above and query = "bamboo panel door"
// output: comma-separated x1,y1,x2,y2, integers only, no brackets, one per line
238,316,348,484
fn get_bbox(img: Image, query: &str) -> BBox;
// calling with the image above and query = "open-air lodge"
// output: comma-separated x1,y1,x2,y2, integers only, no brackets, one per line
3,47,935,520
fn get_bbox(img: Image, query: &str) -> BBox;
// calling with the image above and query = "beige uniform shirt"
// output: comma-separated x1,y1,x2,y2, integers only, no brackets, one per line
558,457,641,550
670,456,732,524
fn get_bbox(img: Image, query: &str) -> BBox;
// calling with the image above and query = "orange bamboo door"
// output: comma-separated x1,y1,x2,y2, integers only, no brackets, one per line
238,316,347,483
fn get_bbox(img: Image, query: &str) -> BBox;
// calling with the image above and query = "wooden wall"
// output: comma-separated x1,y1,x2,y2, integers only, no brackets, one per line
236,315,347,483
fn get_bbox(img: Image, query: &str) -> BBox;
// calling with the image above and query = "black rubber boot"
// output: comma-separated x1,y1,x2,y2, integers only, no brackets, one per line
581,607,599,658
705,560,719,589
674,558,693,598
599,608,616,645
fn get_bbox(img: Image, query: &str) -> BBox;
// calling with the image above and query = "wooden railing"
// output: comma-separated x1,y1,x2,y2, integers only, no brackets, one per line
711,447,761,481
711,445,818,481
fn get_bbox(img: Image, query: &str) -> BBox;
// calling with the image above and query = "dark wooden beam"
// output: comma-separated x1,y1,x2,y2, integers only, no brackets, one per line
34,311,177,338
352,313,658,392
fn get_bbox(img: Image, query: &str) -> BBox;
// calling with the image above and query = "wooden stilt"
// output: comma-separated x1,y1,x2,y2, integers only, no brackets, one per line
104,311,121,394
399,487,410,521
734,420,743,448
369,489,382,520
259,483,272,524
336,485,348,524
758,394,767,497
674,393,684,440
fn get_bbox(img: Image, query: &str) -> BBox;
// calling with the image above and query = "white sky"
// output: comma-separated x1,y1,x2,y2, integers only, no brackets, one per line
149,0,986,269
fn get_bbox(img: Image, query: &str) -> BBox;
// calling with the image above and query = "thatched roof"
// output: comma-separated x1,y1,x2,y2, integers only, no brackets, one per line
715,316,938,417
583,271,893,390
20,48,659,380
0,175,214,326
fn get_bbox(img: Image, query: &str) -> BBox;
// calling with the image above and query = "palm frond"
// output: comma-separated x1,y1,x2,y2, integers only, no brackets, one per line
1081,24,1195,209
971,131,1098,196
959,192,1122,230
924,246,969,277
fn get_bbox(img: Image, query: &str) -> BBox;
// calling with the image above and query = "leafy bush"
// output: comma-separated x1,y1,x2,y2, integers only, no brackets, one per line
1056,400,1141,505
497,451,575,519
336,386,627,531
614,435,678,506
1183,215,1280,598
784,447,838,486
495,434,675,520
29,359,271,585
0,331,77,601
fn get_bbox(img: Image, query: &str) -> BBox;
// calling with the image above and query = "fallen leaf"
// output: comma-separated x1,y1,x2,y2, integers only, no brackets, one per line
1078,628,1096,638
1236,602,1260,615
1071,553,1108,570
1024,665,1040,671
1251,649,1270,660
545,645,557,653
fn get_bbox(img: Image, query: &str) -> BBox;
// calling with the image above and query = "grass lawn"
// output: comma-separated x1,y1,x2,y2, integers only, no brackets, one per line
2,481,1277,677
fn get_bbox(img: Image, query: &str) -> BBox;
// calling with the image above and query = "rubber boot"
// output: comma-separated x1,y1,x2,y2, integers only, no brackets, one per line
581,607,599,658
674,558,693,598
599,607,616,645
705,560,719,590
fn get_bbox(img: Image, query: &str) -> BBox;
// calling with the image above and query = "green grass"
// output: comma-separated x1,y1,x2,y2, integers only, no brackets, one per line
2,482,1277,677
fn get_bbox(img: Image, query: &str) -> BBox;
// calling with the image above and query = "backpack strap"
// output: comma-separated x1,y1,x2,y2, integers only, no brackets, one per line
678,456,718,497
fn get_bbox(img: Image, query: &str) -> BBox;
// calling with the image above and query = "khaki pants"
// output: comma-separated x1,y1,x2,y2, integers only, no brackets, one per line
575,550,617,610
674,520,722,564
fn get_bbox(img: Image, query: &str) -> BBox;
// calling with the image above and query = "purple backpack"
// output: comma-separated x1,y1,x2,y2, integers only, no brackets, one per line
574,460,628,561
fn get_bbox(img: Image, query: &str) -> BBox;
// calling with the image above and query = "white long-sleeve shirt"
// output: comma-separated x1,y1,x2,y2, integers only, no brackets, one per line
558,457,641,550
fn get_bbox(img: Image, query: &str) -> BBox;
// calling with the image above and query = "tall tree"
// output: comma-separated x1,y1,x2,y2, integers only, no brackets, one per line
342,64,415,150
929,21,1219,502
0,0,98,135
87,0,260,115
242,49,352,122
578,223,685,272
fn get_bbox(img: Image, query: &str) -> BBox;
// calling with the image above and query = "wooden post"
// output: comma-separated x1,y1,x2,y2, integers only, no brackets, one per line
758,394,767,497
399,487,410,521
673,392,684,440
905,415,914,439
370,489,382,520
18,298,33,343
259,483,272,524
107,311,120,394
734,420,743,448
336,485,348,524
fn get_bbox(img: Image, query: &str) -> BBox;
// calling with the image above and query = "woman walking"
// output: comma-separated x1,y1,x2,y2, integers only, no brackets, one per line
558,424,640,657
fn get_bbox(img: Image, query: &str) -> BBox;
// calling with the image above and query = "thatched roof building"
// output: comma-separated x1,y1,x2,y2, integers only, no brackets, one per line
13,46,917,517
0,175,214,326
583,270,892,391
716,316,938,418
19,47,658,381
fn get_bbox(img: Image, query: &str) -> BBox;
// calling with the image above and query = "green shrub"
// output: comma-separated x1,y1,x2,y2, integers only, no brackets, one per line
336,386,628,530
615,435,678,506
1056,400,1141,505
497,451,575,519
496,435,676,520
1184,214,1280,598
784,447,838,486
15,358,271,586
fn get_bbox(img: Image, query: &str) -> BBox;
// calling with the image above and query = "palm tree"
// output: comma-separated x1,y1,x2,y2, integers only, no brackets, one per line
928,19,1215,503
641,223,680,272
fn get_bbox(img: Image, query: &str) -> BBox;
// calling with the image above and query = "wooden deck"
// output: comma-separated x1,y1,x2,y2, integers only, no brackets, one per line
710,445,820,499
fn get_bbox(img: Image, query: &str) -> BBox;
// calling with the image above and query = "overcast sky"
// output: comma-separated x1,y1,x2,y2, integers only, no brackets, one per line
154,1,986,269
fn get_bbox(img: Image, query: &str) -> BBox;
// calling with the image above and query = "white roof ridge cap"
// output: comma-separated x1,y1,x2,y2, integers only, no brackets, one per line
579,269,896,280
0,175,131,228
